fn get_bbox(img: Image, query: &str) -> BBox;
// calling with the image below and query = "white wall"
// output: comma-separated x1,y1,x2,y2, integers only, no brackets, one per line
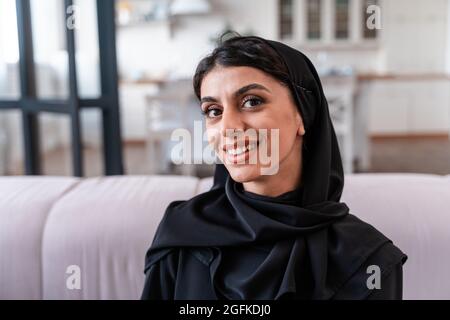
116,0,278,81
381,0,449,73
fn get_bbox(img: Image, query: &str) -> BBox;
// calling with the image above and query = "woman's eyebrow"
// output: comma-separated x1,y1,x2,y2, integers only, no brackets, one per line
234,83,271,97
200,96,218,104
200,83,271,104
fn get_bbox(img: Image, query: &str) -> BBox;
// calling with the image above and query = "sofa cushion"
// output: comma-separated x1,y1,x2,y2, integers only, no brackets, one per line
41,175,199,299
0,176,79,299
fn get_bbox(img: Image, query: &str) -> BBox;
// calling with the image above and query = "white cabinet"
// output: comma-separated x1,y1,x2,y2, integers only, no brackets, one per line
366,78,450,135
367,81,409,134
409,81,450,133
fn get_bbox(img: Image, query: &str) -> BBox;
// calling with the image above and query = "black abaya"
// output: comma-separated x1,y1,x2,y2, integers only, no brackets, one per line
140,246,404,300
140,36,407,300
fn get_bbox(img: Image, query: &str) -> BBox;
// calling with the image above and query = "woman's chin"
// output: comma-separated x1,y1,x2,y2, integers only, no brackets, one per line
227,165,261,183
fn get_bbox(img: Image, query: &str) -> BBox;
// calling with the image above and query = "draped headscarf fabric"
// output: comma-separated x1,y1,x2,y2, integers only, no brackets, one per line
143,36,407,299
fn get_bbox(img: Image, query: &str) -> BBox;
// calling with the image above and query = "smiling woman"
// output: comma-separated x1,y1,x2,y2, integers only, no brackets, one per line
141,32,407,300
193,35,308,197
198,65,305,197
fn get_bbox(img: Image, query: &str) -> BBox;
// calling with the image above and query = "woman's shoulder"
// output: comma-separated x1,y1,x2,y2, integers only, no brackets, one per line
332,240,407,299
326,213,408,299
342,213,408,270
332,213,405,253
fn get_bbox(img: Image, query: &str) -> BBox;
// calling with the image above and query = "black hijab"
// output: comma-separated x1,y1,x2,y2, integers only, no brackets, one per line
143,36,407,299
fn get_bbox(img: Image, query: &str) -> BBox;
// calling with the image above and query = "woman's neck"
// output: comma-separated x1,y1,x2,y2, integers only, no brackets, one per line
242,145,302,197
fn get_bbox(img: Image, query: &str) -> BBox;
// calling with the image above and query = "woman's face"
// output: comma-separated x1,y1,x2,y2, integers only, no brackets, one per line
200,65,305,184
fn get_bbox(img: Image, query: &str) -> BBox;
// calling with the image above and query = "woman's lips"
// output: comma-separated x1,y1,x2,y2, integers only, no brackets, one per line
223,140,259,164
222,138,258,152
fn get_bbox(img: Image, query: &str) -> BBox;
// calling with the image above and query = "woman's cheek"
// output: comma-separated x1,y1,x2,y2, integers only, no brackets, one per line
205,126,221,154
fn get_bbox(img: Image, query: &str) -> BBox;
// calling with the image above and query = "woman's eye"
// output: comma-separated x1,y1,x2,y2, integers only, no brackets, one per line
205,108,222,118
242,97,263,109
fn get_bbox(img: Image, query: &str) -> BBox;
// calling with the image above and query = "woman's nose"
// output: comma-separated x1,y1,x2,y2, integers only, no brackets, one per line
220,107,245,138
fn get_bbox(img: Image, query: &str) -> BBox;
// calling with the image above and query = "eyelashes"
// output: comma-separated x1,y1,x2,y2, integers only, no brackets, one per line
201,96,265,119
242,96,265,108
200,107,219,118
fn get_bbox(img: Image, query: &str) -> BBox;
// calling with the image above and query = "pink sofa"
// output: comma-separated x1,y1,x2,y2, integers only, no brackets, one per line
1,173,449,299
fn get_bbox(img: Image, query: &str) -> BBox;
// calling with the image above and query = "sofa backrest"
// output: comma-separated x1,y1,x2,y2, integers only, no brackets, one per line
0,176,80,299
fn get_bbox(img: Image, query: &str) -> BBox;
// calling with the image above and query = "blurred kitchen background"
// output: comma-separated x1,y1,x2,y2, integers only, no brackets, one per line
0,0,449,178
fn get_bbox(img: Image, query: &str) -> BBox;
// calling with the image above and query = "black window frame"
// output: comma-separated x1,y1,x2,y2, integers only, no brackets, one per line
0,0,124,177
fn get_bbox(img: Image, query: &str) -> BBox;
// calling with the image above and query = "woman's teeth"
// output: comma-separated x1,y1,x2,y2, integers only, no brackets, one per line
226,142,257,156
